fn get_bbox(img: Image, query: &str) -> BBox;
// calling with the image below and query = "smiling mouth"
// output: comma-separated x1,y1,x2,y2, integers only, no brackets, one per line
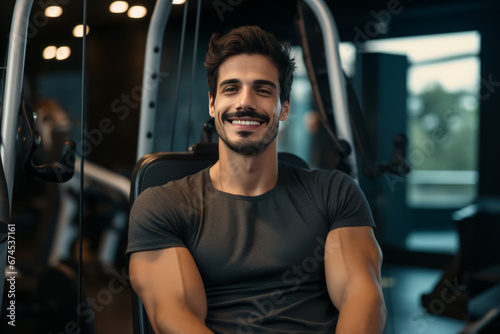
222,111,270,126
230,119,262,125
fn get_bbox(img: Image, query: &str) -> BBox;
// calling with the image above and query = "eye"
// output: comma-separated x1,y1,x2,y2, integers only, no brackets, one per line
256,88,272,95
222,86,238,93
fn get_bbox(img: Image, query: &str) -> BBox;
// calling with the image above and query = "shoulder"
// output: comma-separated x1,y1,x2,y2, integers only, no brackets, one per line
131,167,209,215
127,168,210,253
279,162,372,216
279,162,356,192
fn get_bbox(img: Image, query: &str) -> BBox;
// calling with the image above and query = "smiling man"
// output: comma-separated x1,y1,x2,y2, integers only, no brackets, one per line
127,26,386,333
210,53,285,156
208,52,290,195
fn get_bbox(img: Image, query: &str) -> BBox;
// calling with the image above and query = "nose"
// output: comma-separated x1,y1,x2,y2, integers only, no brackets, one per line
236,86,256,111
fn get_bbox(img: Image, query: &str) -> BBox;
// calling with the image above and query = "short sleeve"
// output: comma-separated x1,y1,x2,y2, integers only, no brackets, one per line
126,185,187,258
324,171,375,231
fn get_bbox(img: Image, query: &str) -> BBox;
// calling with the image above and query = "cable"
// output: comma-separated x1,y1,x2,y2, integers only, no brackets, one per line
294,2,342,150
78,0,88,331
1,51,9,124
186,0,202,149
170,0,190,151
0,155,10,244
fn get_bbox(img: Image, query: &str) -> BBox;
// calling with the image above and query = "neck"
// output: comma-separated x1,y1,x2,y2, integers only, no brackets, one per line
210,140,279,196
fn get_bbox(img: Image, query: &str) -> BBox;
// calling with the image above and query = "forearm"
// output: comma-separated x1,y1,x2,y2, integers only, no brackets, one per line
335,288,386,334
154,306,214,334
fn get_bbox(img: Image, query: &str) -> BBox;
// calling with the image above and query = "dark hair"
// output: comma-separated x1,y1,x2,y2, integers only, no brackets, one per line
204,26,295,104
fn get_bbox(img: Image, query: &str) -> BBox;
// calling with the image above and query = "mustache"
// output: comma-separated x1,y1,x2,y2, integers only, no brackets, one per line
221,110,270,123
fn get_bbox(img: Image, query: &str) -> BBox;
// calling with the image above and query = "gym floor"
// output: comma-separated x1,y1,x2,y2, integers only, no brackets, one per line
382,264,466,334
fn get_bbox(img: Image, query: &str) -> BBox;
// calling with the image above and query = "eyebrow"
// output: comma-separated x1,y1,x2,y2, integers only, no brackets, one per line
219,78,278,90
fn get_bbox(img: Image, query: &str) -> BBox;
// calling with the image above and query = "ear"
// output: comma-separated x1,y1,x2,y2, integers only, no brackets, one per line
208,91,215,118
279,100,290,121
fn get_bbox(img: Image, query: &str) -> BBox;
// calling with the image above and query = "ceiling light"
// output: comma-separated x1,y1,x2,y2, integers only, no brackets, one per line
127,6,147,19
109,1,129,13
56,46,71,60
73,25,90,37
172,0,187,4
43,46,57,60
45,6,63,18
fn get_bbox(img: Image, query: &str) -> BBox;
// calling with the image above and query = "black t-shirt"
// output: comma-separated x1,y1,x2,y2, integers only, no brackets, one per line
127,163,375,333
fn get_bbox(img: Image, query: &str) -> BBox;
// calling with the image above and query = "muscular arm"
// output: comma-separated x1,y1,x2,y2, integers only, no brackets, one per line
129,247,214,334
324,226,386,333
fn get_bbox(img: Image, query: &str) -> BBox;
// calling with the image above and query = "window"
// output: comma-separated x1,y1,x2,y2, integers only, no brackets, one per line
365,31,481,208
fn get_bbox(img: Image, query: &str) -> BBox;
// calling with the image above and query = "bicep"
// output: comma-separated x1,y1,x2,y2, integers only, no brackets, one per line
129,247,207,331
324,226,383,310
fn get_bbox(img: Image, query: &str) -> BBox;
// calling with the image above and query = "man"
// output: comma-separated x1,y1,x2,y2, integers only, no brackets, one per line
127,26,386,333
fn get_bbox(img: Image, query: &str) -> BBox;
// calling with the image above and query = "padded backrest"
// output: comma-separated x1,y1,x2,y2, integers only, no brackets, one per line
128,151,308,334
131,152,218,203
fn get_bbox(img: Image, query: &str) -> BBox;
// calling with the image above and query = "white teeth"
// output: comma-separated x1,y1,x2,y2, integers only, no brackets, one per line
232,120,261,125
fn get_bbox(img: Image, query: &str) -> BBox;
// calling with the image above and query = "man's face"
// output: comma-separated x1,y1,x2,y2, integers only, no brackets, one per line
209,54,289,155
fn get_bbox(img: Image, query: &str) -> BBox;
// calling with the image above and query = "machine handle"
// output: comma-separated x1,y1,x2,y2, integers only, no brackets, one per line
25,139,76,183
378,133,411,176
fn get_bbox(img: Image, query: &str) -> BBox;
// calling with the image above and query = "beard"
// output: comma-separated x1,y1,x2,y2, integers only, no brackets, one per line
216,110,279,156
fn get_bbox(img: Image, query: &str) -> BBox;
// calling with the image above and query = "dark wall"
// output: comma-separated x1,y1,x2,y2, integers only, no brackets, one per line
477,22,500,196
85,25,147,171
